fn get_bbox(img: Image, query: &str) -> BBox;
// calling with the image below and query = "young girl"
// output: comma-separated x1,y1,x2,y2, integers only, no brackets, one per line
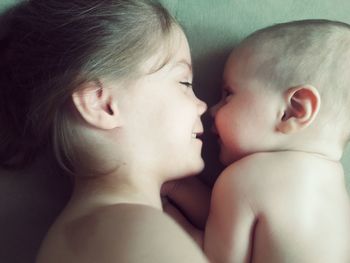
0,1,208,262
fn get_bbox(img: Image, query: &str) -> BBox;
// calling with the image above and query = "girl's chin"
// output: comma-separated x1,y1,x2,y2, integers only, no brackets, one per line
182,160,205,178
195,160,205,173
184,162,205,177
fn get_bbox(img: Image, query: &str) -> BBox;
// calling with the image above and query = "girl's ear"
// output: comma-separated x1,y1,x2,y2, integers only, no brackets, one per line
72,81,122,130
277,85,320,134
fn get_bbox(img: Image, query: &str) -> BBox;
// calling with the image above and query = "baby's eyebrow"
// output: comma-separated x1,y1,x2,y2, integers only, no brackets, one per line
221,80,228,89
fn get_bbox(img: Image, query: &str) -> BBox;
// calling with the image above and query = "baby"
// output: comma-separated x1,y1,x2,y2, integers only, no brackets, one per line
164,19,350,263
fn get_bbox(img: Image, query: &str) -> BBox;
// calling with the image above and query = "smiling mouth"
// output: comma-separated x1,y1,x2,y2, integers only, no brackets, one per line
192,132,204,140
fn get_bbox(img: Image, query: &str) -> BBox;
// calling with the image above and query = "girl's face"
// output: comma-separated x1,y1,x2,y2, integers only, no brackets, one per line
211,50,280,165
116,29,207,180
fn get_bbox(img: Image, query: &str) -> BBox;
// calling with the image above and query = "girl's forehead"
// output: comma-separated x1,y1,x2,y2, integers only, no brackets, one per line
142,28,191,76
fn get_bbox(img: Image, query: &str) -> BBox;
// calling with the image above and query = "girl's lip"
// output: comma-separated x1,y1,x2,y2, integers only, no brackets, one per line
192,132,204,139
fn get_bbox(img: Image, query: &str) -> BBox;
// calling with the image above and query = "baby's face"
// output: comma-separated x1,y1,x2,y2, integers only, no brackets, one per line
211,49,281,165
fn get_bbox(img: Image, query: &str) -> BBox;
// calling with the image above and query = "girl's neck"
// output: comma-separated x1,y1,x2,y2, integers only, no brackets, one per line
70,172,163,212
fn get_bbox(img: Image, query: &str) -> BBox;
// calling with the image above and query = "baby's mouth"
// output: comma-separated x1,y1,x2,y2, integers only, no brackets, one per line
211,124,218,135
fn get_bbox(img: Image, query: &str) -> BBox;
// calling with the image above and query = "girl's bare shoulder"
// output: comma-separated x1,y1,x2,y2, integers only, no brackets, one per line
42,203,208,263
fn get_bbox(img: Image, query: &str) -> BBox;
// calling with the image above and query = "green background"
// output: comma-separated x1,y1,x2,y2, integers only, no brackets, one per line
158,0,350,188
1,1,350,262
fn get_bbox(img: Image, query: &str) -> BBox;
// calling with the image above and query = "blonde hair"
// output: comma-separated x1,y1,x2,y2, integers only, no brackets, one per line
0,0,178,174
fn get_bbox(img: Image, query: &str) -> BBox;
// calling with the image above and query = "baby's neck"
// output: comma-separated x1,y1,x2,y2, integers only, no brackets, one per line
274,149,342,163
280,136,345,162
286,121,349,162
241,150,345,184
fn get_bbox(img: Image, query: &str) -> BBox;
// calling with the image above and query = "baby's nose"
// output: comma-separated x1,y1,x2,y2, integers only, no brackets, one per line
210,103,220,117
211,123,218,134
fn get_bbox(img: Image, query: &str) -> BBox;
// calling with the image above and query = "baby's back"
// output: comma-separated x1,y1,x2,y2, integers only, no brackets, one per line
248,152,350,263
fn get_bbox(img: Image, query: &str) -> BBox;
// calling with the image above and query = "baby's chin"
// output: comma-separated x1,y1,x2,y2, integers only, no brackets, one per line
219,151,233,166
219,149,245,166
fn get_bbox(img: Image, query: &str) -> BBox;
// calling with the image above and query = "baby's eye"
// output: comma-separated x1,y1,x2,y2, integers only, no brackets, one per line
179,81,193,89
222,88,232,97
222,88,234,102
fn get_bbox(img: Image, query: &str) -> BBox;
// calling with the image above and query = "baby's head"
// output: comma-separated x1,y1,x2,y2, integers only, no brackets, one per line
0,0,206,178
213,20,350,164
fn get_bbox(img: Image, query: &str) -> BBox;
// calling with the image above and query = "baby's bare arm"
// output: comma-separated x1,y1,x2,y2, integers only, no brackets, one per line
161,176,211,247
162,197,204,246
162,176,211,228
204,165,256,263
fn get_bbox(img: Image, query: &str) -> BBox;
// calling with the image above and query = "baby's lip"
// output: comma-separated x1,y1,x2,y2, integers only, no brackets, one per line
211,125,218,134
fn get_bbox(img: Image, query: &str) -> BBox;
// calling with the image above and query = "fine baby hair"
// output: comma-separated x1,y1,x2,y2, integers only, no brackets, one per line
233,19,350,142
0,0,177,173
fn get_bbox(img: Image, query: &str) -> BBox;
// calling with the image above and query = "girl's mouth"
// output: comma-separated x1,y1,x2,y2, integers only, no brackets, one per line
192,132,204,140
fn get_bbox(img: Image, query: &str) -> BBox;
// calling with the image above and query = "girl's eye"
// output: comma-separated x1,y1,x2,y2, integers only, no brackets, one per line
179,81,193,89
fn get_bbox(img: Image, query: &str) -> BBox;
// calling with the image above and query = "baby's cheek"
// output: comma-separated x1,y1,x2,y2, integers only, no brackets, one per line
215,111,235,145
214,109,228,134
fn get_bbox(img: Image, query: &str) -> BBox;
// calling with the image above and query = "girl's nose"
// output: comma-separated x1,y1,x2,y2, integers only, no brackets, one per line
198,99,207,115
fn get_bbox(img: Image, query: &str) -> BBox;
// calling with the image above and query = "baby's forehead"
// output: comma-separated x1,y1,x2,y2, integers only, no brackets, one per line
224,46,264,74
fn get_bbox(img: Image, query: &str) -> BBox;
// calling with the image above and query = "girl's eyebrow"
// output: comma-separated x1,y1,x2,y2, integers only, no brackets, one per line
172,59,192,73
146,59,192,77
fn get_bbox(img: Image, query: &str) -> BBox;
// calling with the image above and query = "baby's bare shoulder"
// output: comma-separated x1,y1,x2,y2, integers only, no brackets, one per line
213,151,348,210
213,153,278,195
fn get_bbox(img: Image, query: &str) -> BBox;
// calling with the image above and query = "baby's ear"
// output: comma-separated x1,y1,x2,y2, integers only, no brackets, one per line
277,85,320,134
72,80,122,130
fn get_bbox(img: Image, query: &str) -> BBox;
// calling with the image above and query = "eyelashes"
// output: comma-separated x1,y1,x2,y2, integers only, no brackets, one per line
179,81,193,88
222,87,234,101
223,89,232,96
